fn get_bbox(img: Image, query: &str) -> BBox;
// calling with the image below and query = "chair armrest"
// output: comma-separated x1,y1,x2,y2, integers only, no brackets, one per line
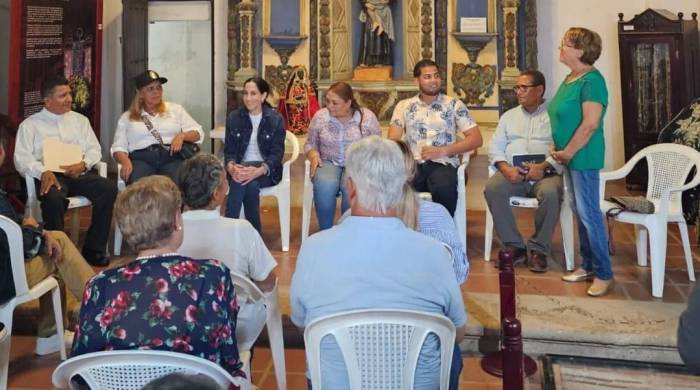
95,161,107,178
117,164,126,191
25,174,37,201
600,150,647,183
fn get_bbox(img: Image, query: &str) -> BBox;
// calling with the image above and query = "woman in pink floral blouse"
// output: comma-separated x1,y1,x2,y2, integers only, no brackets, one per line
71,175,243,379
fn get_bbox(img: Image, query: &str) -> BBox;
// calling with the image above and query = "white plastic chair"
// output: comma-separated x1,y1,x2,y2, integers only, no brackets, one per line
483,165,575,271
230,271,286,390
302,153,470,253
24,161,122,256
51,350,246,390
0,215,66,390
600,143,700,298
304,309,456,390
227,131,298,252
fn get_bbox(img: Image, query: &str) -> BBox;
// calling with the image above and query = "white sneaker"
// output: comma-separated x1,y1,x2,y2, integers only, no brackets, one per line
35,330,74,356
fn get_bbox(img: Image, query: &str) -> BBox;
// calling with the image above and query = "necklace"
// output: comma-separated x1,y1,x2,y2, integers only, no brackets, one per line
566,67,594,83
135,252,180,261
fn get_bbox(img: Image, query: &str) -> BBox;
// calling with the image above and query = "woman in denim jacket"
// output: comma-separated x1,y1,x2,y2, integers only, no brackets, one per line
224,77,286,233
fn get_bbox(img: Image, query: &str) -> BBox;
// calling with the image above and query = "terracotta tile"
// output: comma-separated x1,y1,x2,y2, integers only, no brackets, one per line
283,348,307,374
463,274,500,294
259,373,308,390
621,281,654,302
656,284,687,304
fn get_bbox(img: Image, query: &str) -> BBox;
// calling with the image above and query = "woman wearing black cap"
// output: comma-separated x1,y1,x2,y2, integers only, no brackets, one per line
111,70,204,184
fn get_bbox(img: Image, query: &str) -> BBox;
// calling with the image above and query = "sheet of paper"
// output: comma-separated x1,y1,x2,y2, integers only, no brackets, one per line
42,138,83,173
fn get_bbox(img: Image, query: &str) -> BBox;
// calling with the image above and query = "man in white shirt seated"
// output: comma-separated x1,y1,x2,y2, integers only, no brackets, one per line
291,136,467,390
175,153,277,351
484,69,563,273
14,75,117,266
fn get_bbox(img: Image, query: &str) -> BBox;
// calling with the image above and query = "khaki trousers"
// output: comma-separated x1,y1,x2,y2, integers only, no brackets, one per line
24,231,95,337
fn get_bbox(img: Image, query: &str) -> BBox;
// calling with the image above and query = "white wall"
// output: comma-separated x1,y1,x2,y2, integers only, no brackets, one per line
99,0,228,157
100,1,123,158
537,0,700,170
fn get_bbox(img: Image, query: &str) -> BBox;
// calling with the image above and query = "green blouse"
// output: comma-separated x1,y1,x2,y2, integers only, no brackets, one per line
548,68,608,170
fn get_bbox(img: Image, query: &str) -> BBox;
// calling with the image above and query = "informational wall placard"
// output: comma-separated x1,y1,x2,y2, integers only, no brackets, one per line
8,0,102,136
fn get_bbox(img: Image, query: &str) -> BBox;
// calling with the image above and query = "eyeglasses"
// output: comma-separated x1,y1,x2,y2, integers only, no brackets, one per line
513,84,538,92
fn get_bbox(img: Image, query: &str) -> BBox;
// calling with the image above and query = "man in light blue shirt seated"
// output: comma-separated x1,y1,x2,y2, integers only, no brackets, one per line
291,136,467,390
484,69,563,273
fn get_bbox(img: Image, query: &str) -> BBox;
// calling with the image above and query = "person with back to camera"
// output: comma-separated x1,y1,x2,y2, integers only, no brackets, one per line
72,176,244,381
111,70,204,184
176,153,277,352
224,78,285,234
304,81,381,231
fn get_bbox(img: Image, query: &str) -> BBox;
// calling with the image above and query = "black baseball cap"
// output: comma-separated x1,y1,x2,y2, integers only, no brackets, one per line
134,70,168,89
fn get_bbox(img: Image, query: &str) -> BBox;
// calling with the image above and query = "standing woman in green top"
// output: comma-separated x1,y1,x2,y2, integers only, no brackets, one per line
549,27,613,297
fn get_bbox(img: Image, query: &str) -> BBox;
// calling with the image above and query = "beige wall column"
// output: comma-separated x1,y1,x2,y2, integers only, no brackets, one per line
501,0,520,83
234,0,258,81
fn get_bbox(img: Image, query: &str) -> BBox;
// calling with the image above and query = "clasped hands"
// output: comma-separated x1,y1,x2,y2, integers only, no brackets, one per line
501,162,548,183
226,162,266,185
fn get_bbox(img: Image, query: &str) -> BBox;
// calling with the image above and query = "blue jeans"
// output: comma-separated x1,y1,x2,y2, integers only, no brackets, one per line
226,175,274,233
569,169,613,280
312,163,350,231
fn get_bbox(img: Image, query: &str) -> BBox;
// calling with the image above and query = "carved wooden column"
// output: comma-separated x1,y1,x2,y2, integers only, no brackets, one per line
234,0,258,81
499,0,520,113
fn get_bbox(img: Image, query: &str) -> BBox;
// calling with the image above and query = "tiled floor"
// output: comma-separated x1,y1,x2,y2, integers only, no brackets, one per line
5,156,700,389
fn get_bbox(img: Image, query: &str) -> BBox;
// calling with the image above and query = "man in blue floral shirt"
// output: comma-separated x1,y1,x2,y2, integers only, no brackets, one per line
389,59,483,216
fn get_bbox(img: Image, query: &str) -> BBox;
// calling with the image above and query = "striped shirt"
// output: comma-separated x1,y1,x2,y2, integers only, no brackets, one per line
418,200,469,284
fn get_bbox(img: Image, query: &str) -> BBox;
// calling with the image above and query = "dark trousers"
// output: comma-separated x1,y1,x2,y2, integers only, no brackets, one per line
38,172,117,254
226,175,274,233
413,161,458,216
128,146,183,184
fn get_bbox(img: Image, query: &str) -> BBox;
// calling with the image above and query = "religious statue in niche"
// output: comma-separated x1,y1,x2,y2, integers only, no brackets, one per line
354,0,394,81
277,66,320,135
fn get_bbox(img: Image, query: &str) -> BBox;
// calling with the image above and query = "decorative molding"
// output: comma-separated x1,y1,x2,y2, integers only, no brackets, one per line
227,0,241,82
310,0,318,80
452,63,497,106
234,0,258,82
501,0,520,80
318,0,331,80
435,0,448,81
420,0,434,60
263,35,307,95
523,0,538,70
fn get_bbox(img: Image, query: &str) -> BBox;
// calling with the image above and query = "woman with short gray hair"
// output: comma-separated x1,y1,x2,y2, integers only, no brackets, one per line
177,154,277,351
72,175,244,380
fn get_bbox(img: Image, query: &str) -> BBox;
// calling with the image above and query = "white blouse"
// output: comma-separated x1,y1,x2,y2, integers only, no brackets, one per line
110,101,204,155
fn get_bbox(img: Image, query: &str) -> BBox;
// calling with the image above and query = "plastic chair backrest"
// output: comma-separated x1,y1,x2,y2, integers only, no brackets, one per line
643,143,700,202
304,309,456,390
229,271,264,304
51,350,241,390
0,215,29,296
283,130,300,166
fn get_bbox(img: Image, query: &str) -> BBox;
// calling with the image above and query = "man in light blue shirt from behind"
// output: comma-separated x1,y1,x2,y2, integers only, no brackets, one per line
291,136,467,390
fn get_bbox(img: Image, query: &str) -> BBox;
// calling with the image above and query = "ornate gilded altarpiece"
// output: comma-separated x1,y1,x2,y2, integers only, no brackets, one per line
226,0,539,117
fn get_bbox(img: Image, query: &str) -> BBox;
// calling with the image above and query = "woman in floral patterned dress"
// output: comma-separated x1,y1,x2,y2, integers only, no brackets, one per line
71,175,243,380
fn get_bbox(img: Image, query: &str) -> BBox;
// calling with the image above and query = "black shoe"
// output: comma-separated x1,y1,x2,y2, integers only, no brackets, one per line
495,247,528,268
82,249,110,267
527,251,548,273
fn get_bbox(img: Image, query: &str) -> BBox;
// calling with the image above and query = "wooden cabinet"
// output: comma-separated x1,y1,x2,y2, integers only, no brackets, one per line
618,9,700,188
